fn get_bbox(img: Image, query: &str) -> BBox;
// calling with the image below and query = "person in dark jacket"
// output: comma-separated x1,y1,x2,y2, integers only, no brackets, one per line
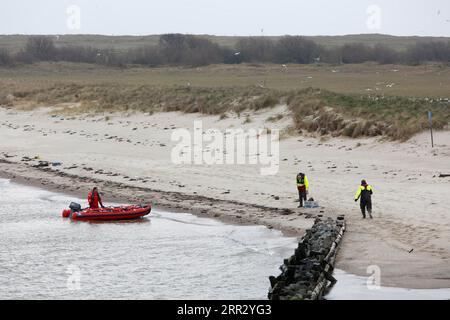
354,180,373,219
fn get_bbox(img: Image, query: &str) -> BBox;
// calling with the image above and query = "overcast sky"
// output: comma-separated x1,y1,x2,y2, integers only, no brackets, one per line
1,0,449,36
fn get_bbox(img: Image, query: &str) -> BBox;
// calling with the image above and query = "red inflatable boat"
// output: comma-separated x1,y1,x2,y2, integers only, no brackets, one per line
62,203,151,221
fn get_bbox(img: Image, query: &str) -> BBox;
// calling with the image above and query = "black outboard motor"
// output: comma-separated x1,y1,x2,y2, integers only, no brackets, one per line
69,202,82,212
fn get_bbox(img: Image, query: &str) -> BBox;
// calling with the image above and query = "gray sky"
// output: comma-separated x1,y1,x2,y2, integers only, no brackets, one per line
1,0,449,36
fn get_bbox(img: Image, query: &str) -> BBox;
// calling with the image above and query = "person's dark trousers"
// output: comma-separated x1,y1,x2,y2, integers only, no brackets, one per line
360,200,372,218
298,190,307,207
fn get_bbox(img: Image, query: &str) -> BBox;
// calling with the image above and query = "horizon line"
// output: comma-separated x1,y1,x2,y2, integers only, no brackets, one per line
1,32,450,39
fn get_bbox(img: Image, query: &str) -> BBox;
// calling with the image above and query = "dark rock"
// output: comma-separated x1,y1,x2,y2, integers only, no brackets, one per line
268,217,345,300
33,161,50,168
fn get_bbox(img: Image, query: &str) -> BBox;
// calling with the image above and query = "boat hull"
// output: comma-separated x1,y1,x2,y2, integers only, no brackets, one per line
67,205,151,221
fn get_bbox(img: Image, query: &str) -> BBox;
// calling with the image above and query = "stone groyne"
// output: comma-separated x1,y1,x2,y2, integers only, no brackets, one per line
268,216,346,300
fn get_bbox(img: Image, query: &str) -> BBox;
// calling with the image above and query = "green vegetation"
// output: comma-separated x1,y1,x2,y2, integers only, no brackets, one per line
1,76,448,141
1,34,449,67
287,88,449,140
1,34,449,53
5,82,280,115
1,62,449,97
0,40,448,141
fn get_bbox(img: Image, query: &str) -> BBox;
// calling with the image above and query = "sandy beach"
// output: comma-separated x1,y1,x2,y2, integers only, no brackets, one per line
1,105,449,289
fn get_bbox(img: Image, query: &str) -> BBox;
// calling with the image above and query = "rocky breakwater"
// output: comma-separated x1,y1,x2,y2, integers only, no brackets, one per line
268,215,346,300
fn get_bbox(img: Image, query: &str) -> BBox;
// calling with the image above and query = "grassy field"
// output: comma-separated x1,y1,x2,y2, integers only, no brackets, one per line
1,62,449,97
1,34,450,53
0,62,449,140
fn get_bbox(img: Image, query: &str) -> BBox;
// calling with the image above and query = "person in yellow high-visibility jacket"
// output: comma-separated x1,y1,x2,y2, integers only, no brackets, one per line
296,172,309,208
354,180,373,219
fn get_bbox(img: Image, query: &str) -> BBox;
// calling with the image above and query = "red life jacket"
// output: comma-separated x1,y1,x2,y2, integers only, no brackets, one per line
88,191,100,208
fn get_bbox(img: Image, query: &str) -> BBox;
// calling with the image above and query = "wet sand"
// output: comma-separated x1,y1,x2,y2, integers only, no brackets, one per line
1,105,449,289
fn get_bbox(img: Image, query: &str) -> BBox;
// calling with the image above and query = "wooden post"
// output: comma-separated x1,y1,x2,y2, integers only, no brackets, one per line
428,111,434,148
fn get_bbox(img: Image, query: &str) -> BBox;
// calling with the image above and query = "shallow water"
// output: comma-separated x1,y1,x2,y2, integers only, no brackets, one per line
0,179,298,299
326,269,450,300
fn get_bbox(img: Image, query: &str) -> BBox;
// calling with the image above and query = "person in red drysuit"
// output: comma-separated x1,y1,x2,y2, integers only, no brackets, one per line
88,187,104,209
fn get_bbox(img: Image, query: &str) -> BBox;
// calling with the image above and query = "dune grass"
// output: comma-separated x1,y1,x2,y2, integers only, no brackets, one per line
0,62,449,141
287,88,449,140
2,81,448,141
